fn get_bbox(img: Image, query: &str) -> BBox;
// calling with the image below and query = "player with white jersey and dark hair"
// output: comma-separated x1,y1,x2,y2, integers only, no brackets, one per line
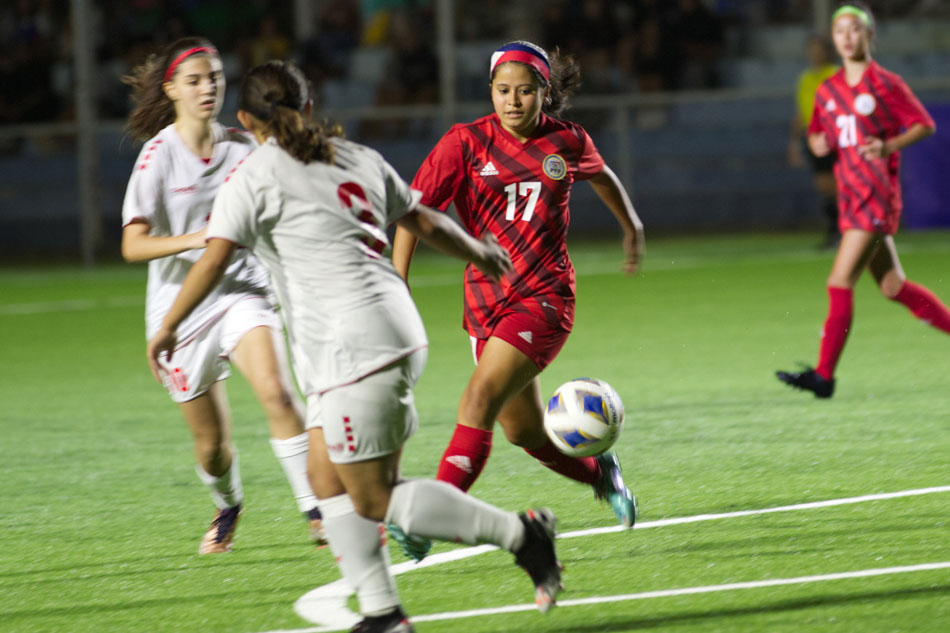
121,37,323,554
146,60,564,633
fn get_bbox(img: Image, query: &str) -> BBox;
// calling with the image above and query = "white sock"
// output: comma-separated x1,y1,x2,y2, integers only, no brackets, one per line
269,433,319,513
384,479,524,552
320,494,400,617
195,450,244,509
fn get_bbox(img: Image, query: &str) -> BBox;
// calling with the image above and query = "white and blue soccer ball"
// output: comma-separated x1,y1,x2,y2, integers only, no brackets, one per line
543,378,624,458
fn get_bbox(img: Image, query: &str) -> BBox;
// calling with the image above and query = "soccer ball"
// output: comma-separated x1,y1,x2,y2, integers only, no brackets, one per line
543,378,624,457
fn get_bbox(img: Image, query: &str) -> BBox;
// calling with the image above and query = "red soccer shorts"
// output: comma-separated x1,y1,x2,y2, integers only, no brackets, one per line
471,306,571,370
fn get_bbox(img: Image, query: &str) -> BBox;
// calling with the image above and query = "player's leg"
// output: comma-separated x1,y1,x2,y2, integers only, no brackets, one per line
178,382,243,554
815,169,839,249
228,311,323,542
436,336,539,491
872,236,950,333
778,229,880,397
334,451,562,614
322,353,561,618
498,381,637,527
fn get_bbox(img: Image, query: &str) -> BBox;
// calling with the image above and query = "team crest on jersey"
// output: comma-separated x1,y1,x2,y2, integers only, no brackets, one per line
825,99,836,112
854,93,876,116
542,154,567,180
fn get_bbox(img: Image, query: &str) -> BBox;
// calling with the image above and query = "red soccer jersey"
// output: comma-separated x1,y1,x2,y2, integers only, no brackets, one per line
412,113,605,338
809,61,934,234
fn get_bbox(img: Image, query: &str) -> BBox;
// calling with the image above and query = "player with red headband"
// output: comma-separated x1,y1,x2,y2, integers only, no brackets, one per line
121,37,323,553
391,40,644,560
777,2,946,398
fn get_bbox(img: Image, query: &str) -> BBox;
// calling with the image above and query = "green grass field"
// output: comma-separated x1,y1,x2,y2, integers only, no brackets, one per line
2,232,948,633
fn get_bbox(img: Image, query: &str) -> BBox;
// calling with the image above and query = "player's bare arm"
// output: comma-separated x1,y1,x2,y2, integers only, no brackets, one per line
146,238,236,380
397,205,512,280
121,220,209,263
858,122,936,161
391,225,419,282
587,165,644,275
808,132,832,157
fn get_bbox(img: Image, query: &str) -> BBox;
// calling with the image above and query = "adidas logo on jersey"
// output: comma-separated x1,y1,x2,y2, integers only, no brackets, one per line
518,330,533,344
479,161,498,177
446,455,473,473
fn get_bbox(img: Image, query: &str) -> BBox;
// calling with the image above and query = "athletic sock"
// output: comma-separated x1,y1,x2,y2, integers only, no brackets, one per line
893,280,950,334
435,424,493,492
195,450,244,509
320,494,400,617
524,440,601,485
816,286,853,380
269,432,319,513
384,479,525,552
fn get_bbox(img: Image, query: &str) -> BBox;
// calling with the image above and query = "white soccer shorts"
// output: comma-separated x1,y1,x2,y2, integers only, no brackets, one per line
308,349,426,464
160,296,281,403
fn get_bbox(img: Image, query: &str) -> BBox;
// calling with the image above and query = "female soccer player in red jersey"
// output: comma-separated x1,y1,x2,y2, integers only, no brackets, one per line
391,41,644,555
777,2,947,399
121,38,323,552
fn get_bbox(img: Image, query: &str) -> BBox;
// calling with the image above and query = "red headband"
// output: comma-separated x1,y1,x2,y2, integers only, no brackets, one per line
164,46,217,82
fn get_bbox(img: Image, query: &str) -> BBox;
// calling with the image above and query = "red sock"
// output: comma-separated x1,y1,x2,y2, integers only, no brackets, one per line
893,280,950,334
815,286,853,380
435,425,493,492
524,440,602,485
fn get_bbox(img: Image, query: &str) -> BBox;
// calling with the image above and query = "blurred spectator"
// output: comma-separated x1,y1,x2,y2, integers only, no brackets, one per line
787,33,839,249
249,16,291,66
567,0,623,93
675,0,724,89
300,0,362,92
539,0,573,52
0,0,59,129
361,7,438,138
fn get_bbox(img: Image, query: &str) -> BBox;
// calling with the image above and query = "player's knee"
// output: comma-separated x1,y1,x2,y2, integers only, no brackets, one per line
256,380,296,416
459,381,504,427
348,490,389,521
195,439,230,472
502,423,546,448
880,276,905,300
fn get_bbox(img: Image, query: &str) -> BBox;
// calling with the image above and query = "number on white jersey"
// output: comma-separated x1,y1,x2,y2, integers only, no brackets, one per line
504,181,542,222
836,114,858,148
337,182,387,257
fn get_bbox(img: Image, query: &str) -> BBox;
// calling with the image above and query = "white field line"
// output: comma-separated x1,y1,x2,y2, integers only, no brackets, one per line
410,561,950,625
0,295,141,315
272,561,950,633
277,485,950,633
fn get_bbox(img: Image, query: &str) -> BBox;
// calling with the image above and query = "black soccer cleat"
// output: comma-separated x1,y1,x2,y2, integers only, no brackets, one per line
350,606,414,633
513,508,562,613
776,366,835,399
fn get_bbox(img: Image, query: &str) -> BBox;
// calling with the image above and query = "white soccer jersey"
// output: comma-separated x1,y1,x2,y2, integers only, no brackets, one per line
122,122,271,342
206,136,426,395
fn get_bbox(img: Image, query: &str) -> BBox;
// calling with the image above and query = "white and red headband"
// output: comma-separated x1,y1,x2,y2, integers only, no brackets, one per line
490,41,550,82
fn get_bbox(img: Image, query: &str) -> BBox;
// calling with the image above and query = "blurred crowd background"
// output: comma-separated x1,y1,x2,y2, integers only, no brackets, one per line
1,0,949,261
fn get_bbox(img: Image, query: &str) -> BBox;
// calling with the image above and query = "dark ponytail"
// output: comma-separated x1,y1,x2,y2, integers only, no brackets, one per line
238,60,342,164
543,47,581,118
123,37,217,142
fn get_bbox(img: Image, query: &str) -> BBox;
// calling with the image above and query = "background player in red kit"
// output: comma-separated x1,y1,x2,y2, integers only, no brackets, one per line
392,40,644,558
777,2,948,398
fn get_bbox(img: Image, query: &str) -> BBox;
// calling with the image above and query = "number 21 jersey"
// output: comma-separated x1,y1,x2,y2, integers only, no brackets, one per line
809,61,934,233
